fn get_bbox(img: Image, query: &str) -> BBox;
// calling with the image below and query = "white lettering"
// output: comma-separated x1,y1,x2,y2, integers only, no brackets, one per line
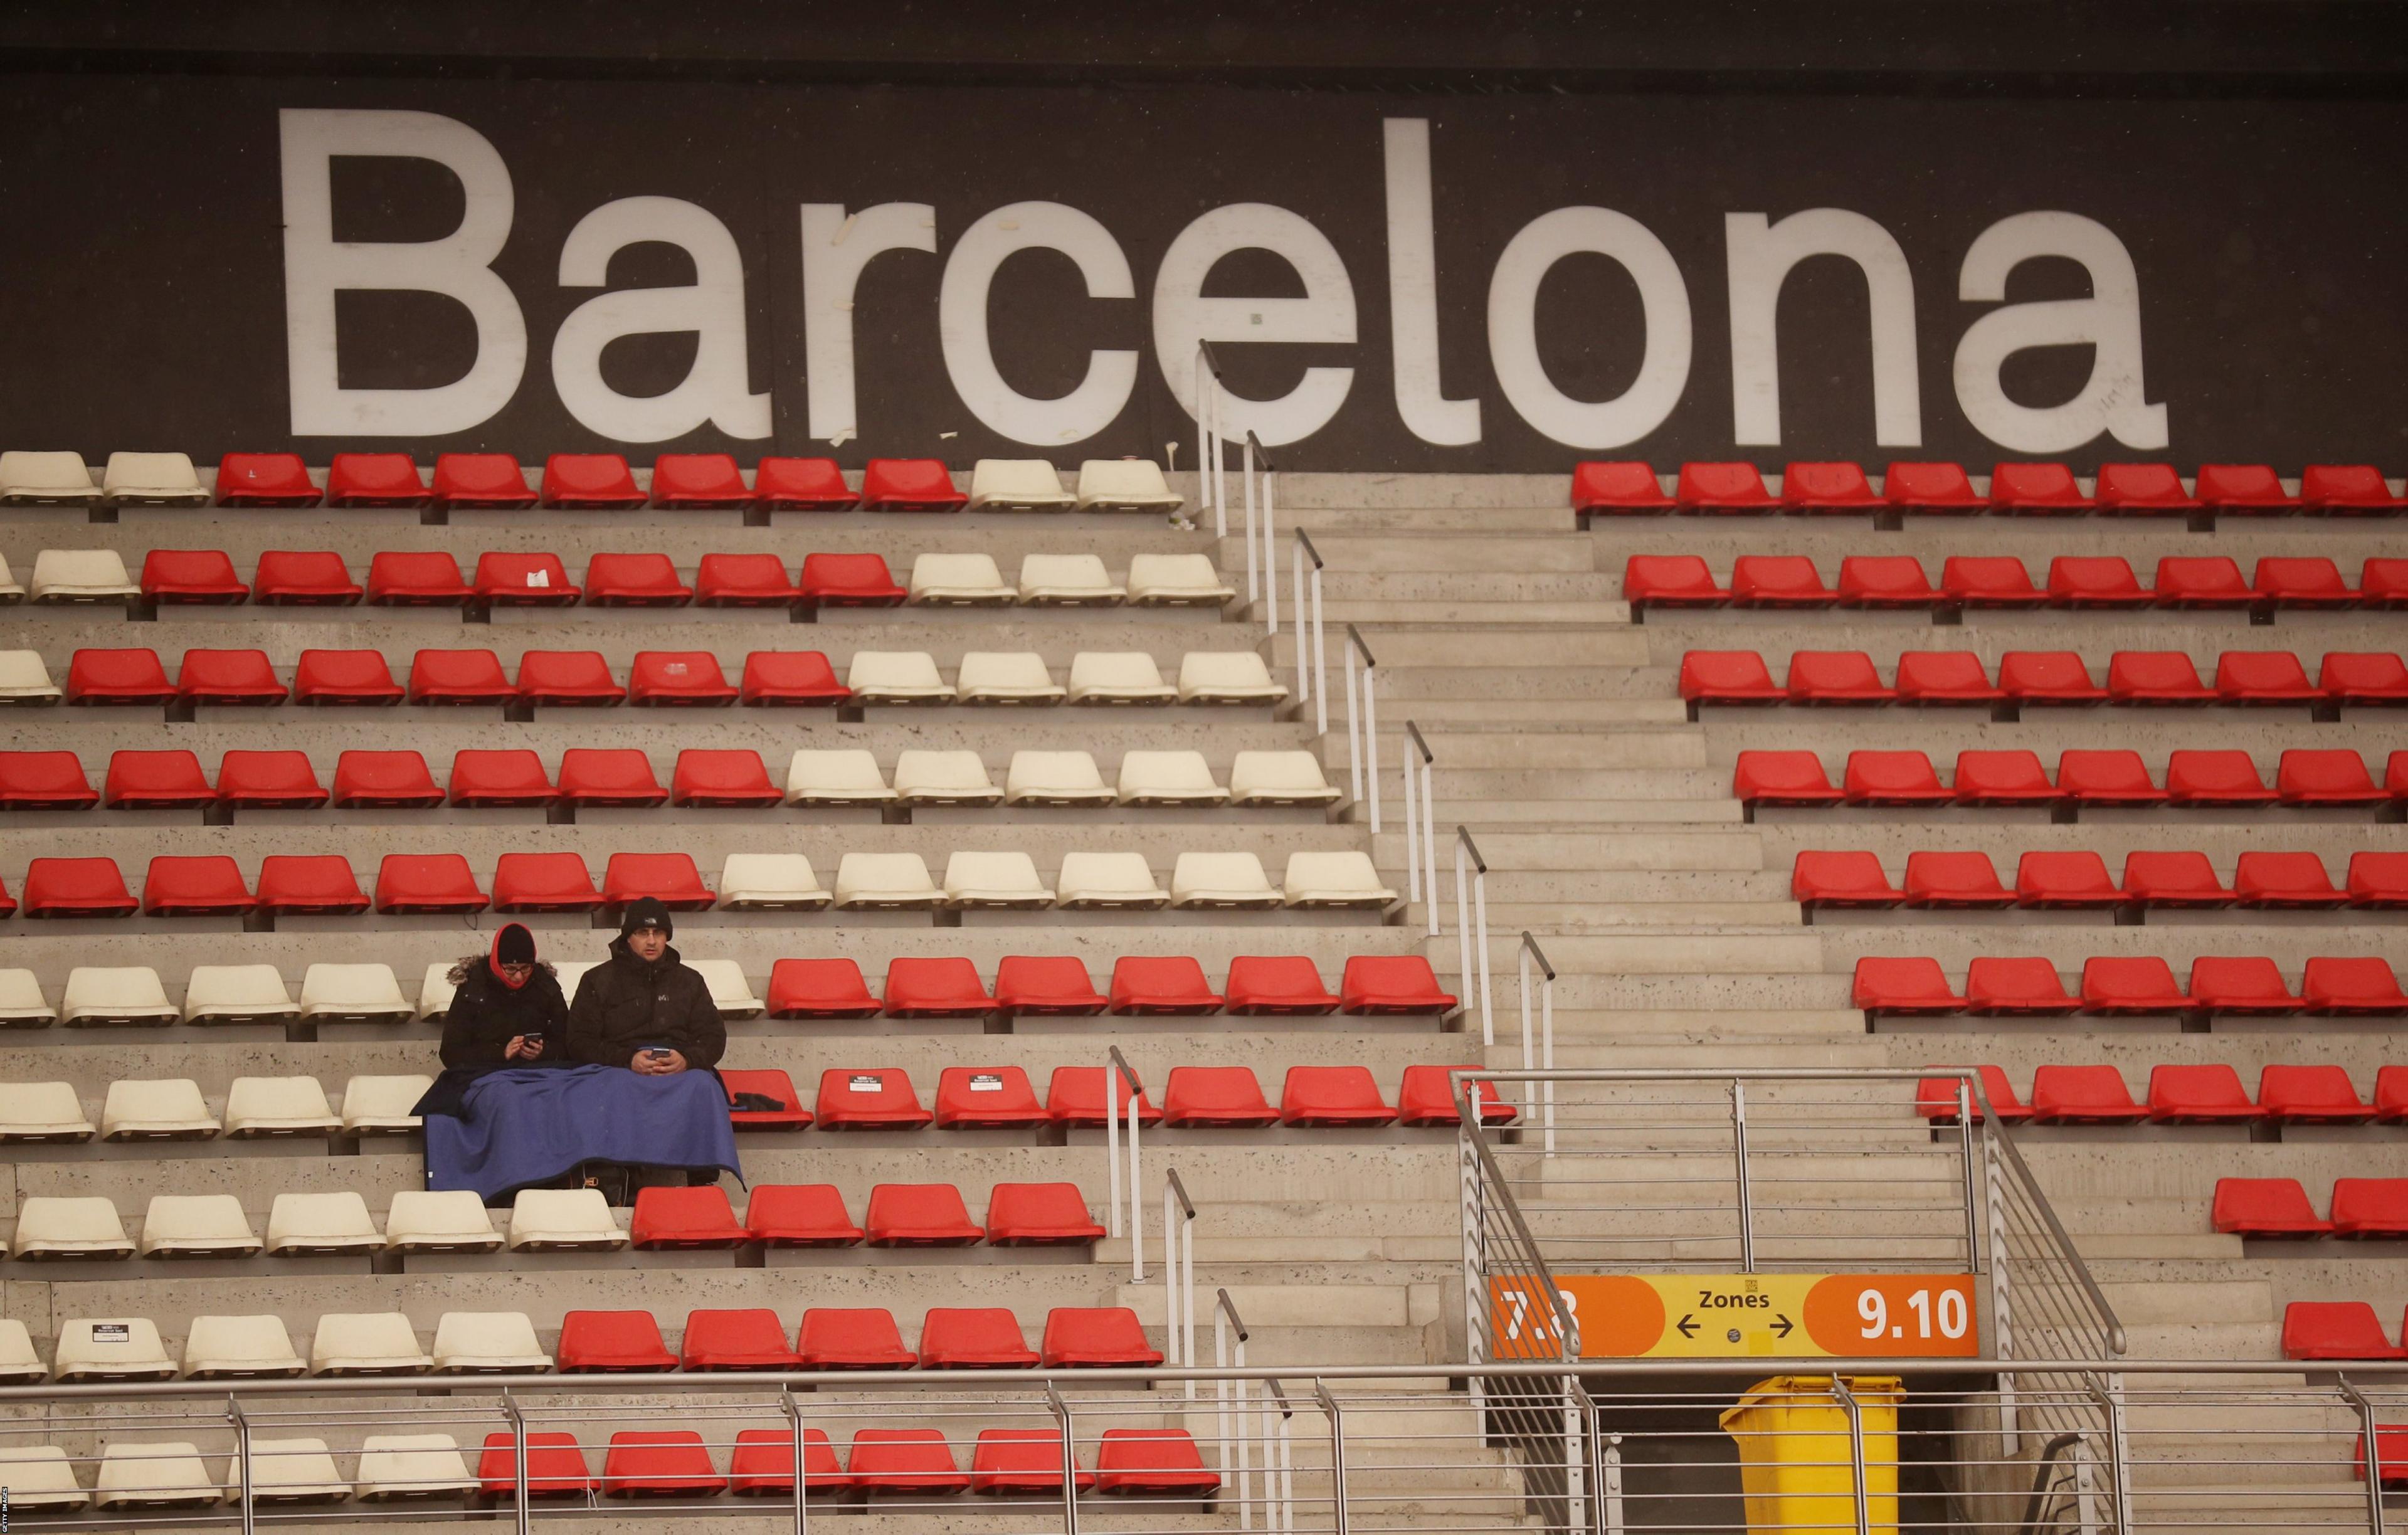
1487,207,1691,449
800,203,937,445
1953,211,2167,453
1725,208,1921,446
1383,119,1480,445
1152,203,1357,447
939,201,1137,445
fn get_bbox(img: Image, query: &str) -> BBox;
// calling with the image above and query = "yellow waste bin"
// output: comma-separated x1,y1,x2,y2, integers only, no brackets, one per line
1718,1374,1904,1533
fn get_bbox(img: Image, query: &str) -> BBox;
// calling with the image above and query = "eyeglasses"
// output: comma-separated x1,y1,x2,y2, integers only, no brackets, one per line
498,962,535,978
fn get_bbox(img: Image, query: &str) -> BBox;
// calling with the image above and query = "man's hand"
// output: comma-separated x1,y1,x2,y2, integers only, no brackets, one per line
631,1049,688,1075
505,1035,544,1062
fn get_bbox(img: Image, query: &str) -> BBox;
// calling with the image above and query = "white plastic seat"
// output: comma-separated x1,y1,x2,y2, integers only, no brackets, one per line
1075,458,1183,512
1116,749,1229,806
184,964,299,1024
266,1191,382,1255
0,1446,88,1509
846,650,953,704
181,1314,302,1377
55,1317,176,1382
1017,553,1123,605
140,1195,262,1258
298,963,413,1021
13,1195,134,1259
1171,851,1284,909
1178,650,1289,704
718,852,830,909
1066,650,1176,705
943,850,1054,909
433,1311,552,1373
63,967,179,1026
0,554,23,603
833,852,943,909
0,1319,46,1382
1005,749,1114,806
0,969,53,1026
100,1077,219,1140
30,547,137,603
966,458,1074,510
225,1076,340,1137
1054,851,1170,909
385,1189,504,1253
356,1434,477,1500
908,552,1016,605
416,963,457,1021
94,1441,219,1507
508,1187,626,1250
894,748,1003,805
784,748,895,805
954,650,1065,705
246,1439,351,1504
0,650,61,703
341,1073,433,1134
1281,850,1400,909
692,957,763,1017
309,1312,430,1376
0,1080,90,1141
0,450,100,504
1230,749,1342,806
1126,552,1235,606
552,960,598,1001
102,450,211,505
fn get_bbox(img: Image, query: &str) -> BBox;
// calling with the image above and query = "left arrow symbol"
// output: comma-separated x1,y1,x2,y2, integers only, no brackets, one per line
1675,1314,1699,1339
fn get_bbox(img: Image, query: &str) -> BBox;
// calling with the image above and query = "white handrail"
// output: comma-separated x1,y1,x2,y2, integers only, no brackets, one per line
1105,1047,1145,1280
1163,1168,1197,1401
1519,932,1558,1156
1197,340,1228,537
1455,827,1492,1043
1292,530,1326,732
1341,625,1380,832
1402,722,1438,936
1242,433,1258,603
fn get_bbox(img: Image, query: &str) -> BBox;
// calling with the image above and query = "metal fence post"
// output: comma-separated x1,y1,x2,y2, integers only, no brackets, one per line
1731,1079,1755,1272
499,1388,530,1535
228,1395,255,1535
1831,1376,1871,1535
1242,434,1259,602
1047,1380,1080,1535
781,1386,810,1535
2085,1374,2135,1535
1315,1380,1349,1535
2341,1378,2387,1535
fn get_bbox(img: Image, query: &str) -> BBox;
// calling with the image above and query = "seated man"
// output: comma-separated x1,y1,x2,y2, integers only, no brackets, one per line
564,897,726,1075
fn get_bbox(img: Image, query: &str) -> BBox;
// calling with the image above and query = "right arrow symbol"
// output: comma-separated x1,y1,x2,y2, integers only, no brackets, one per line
1675,1314,1699,1340
1771,1314,1795,1339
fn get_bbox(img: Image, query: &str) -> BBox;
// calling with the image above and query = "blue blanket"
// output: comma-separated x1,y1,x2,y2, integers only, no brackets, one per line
422,1065,742,1201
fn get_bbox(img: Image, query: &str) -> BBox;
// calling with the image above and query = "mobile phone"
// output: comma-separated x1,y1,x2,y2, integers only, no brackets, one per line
643,1046,672,1059
522,1031,544,1047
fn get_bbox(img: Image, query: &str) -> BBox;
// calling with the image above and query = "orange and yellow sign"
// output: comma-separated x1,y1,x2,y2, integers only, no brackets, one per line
1488,1272,1980,1359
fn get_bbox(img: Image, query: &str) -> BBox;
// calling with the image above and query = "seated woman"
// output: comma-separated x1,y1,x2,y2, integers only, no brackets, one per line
442,922,569,1072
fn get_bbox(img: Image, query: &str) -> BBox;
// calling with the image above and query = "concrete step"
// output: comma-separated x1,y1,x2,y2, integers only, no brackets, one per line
1378,829,1763,872
1328,732,1703,769
1427,899,1803,929
1271,627,1649,668
1265,599,1630,625
1371,800,1743,827
1232,535,1595,574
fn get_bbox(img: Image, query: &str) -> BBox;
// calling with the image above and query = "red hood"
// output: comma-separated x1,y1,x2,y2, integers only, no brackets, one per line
488,923,534,989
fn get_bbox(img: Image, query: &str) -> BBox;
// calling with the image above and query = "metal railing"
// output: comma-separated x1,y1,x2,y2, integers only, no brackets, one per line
1102,1046,1146,1275
1196,340,1229,537
1161,1167,1198,1399
1454,826,1494,1042
1341,625,1378,831
1517,932,1558,1154
1292,529,1327,732
1243,431,1277,626
1399,722,1438,934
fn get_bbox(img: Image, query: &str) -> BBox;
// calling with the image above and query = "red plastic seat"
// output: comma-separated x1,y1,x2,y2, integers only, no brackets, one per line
330,749,444,809
2330,1181,2408,1240
1938,556,2042,607
849,1429,968,1495
2323,653,2408,705
1094,1430,1221,1497
1903,851,2014,909
375,853,488,914
981,1183,1106,1245
2015,850,2121,909
2234,851,2344,908
2279,749,2383,806
585,552,692,607
741,650,850,705
252,551,362,606
2146,1064,2261,1124
2094,462,2198,515
2195,463,2298,515
557,749,667,808
934,1068,1047,1129
919,1308,1038,1368
215,451,319,507
540,453,644,509
2213,1178,2331,1238
1780,461,1883,513
2215,650,2324,704
630,1186,748,1250
490,852,601,912
1674,461,1775,512
141,549,248,604
1340,956,1457,1014
293,649,403,706
2360,559,2408,609
863,1182,980,1244
1621,554,1725,609
2029,1065,2147,1123
744,1186,862,1247
795,1308,913,1368
2261,1064,2373,1124
1041,1306,1161,1367
2253,556,2356,609
2151,556,2253,609
1965,958,2077,1016
2303,464,2407,515
1571,461,1673,514
1729,555,1835,608
1883,461,1985,514
672,749,779,807
1107,955,1224,1014
1733,751,1840,808
1835,556,1936,608
1998,651,2106,704
105,749,214,808
2347,852,2408,909
1792,850,1903,908
2187,955,2301,1014
603,1431,729,1496
1679,650,1786,705
1851,957,1964,1016
883,958,995,1019
819,1070,934,1131
650,453,752,509
2106,651,2215,705
367,551,472,606
253,855,369,915
21,857,136,918
2081,956,2192,1014
628,650,736,705
408,649,514,705
679,1308,798,1372
2165,750,2276,808
1160,1066,1279,1127
694,553,801,607
1842,750,1950,805
721,1068,813,1131
471,551,578,607
2121,850,2235,908
800,552,907,607
992,956,1106,1015
0,751,97,810
1914,1066,2032,1124
450,750,558,808
429,452,537,509
515,651,623,707
2046,556,2148,608
142,855,253,916
1044,1066,1161,1127
860,458,967,512
1952,750,2057,806
2057,749,2167,806
1786,651,1894,704
766,959,882,1020
601,851,712,908
555,1311,677,1373
1893,651,2002,705
1988,461,2089,514
1280,1065,1397,1127
0,878,18,918
754,456,858,510
1396,1065,1516,1126
969,1430,1093,1495
477,1431,596,1498
176,649,287,706
323,453,428,508
2283,1302,2404,1361
1223,955,1340,1015
67,648,176,705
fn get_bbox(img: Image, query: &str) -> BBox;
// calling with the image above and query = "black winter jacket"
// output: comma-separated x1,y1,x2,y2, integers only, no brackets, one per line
440,960,571,1070
564,937,727,1070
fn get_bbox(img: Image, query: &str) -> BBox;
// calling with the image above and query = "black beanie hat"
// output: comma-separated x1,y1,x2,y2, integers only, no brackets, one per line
620,896,673,940
494,922,537,966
